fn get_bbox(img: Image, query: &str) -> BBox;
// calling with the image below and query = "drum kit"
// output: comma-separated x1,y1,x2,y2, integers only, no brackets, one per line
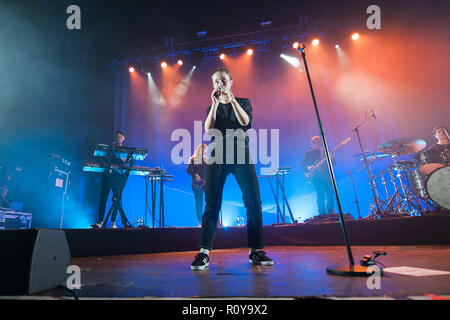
355,137,450,218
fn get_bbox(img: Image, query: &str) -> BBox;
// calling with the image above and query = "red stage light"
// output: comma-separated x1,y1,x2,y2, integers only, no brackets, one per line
352,33,359,40
161,61,167,68
128,67,135,73
246,49,253,55
177,59,183,66
312,39,319,46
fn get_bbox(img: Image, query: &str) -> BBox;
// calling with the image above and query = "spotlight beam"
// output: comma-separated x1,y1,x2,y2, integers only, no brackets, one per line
280,54,301,70
168,67,196,107
147,72,166,106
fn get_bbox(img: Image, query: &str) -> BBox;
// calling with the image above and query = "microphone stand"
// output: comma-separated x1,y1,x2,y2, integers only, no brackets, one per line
297,44,374,276
351,112,382,217
347,170,361,220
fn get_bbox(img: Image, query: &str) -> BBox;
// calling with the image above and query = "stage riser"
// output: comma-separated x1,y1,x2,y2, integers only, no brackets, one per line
64,214,450,257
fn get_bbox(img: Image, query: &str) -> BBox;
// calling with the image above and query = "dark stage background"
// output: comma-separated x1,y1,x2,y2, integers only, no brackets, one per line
0,0,448,229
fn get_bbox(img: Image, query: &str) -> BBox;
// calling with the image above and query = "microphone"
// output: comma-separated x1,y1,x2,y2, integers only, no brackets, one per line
214,86,226,98
365,109,376,120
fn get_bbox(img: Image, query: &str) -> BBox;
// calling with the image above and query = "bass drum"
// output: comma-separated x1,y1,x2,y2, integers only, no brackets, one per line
426,166,450,210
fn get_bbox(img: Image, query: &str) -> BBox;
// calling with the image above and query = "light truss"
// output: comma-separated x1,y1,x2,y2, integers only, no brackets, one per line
108,20,364,71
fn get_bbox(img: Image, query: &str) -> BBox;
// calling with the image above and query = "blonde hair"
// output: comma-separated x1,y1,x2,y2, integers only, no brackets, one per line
190,144,208,163
212,68,232,80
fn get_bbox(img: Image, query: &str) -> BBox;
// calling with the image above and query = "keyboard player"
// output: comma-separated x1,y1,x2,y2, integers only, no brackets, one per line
92,130,127,228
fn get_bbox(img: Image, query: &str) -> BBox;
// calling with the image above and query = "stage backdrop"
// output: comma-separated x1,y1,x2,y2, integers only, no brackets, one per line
107,24,449,228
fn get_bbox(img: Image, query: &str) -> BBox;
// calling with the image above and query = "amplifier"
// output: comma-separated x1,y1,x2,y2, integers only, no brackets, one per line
0,209,32,229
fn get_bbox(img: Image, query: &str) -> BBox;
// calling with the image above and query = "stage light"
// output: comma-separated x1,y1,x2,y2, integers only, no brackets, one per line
246,48,253,55
335,44,340,49
177,59,183,66
161,61,167,68
352,33,359,40
293,42,300,49
219,53,225,60
197,30,208,38
128,67,135,73
312,39,319,46
260,20,272,29
280,53,301,69
193,66,196,69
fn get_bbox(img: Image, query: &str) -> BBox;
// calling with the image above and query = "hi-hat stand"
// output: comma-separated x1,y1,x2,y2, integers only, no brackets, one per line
377,153,427,216
297,44,376,276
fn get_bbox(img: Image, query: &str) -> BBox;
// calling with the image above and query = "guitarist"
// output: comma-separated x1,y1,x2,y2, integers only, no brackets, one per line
187,144,208,226
301,136,336,216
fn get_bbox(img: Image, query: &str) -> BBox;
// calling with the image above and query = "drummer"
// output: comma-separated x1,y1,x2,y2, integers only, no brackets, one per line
430,126,449,164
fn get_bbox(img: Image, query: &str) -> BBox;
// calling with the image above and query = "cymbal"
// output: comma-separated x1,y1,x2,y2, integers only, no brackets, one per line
389,160,417,171
378,138,426,156
353,151,389,160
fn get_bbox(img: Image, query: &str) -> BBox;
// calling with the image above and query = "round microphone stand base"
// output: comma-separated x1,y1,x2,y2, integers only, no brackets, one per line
326,264,381,277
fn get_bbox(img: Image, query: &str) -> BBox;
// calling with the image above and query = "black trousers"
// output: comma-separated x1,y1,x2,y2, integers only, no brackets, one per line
192,184,204,224
312,175,334,215
199,162,264,250
97,172,125,223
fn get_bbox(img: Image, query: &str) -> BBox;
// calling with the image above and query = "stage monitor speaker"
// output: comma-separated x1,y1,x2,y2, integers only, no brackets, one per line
0,228,71,295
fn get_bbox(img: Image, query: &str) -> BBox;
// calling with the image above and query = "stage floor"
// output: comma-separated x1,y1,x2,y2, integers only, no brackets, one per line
47,245,450,299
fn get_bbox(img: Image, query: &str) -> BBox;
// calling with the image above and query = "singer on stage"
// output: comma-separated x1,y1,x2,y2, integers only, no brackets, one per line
190,68,273,270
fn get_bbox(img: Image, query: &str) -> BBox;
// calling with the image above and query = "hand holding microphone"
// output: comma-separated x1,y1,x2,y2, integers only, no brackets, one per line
212,86,235,104
212,86,226,102
216,86,227,97
211,88,220,104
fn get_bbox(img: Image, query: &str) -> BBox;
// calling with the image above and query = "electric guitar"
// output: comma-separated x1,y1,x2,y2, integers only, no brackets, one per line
304,137,351,182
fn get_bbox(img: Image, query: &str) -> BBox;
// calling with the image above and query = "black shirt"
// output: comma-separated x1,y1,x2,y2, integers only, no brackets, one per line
428,143,450,164
206,97,253,140
104,144,126,175
206,98,253,163
301,148,336,180
187,157,207,190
